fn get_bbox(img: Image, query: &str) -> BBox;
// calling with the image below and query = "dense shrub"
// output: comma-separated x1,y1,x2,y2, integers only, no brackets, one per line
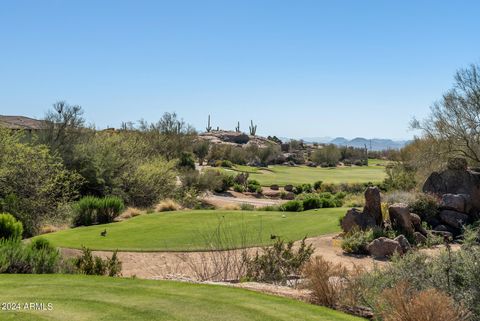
233,184,245,193
313,180,323,191
74,247,122,277
0,213,23,240
0,129,82,236
246,179,262,193
408,193,440,221
281,200,304,212
178,152,196,170
120,157,177,208
383,162,417,191
341,229,373,254
215,173,235,193
302,197,322,210
73,196,124,226
352,244,480,319
0,238,61,274
245,238,313,285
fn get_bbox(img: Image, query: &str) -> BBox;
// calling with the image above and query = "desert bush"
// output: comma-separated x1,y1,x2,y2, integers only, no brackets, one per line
245,238,313,285
246,179,262,193
0,238,61,274
383,162,417,191
155,199,180,212
303,256,349,307
302,197,322,210
313,180,323,191
408,193,440,221
233,184,245,193
0,213,23,240
341,229,373,254
375,282,470,321
0,129,82,236
120,157,177,207
281,200,304,212
216,173,235,193
351,246,480,319
178,152,196,170
74,247,121,276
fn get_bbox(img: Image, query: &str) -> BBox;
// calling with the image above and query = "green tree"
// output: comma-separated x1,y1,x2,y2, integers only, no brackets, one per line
0,129,82,236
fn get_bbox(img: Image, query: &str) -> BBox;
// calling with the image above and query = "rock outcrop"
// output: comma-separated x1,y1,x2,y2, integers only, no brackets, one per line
423,158,480,214
340,187,383,233
364,187,383,226
388,203,415,236
340,208,377,232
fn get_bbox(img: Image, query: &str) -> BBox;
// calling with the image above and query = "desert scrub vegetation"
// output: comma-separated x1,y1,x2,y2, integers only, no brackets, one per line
73,247,122,277
245,238,313,285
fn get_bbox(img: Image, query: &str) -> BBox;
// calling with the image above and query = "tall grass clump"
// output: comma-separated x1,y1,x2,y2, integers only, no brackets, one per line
73,196,124,226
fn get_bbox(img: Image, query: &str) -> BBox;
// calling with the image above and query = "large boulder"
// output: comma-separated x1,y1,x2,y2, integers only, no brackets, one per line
410,213,427,236
394,235,411,253
389,203,414,236
439,209,469,229
423,158,480,213
413,232,427,245
340,208,376,233
440,194,469,213
367,237,403,258
364,187,383,226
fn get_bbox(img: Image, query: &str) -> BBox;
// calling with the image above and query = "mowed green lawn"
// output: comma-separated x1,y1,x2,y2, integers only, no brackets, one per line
36,209,345,251
0,275,363,321
224,164,386,186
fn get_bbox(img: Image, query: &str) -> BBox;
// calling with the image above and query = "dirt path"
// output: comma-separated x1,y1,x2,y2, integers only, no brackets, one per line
60,234,383,280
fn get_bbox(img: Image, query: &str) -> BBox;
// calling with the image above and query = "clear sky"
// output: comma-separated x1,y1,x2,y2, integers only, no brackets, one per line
1,0,479,139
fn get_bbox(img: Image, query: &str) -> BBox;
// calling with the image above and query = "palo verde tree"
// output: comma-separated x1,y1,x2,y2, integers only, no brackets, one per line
412,63,480,166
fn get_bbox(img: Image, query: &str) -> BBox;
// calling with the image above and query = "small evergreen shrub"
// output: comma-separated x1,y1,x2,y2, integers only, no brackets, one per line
0,213,23,240
313,180,323,191
233,184,245,193
408,193,440,221
302,197,322,210
281,200,304,212
247,179,261,193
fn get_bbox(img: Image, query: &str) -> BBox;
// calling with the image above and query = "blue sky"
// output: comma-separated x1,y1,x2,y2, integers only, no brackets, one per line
1,0,479,139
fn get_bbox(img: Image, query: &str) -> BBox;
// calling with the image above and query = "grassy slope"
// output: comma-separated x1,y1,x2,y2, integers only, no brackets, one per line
36,209,345,251
224,165,386,186
0,275,363,321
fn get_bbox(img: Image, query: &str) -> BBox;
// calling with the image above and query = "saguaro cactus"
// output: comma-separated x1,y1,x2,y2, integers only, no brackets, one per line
249,120,257,136
206,115,212,132
235,121,240,132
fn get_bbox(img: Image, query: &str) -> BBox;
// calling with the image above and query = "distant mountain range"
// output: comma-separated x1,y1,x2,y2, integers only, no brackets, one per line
280,136,410,151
